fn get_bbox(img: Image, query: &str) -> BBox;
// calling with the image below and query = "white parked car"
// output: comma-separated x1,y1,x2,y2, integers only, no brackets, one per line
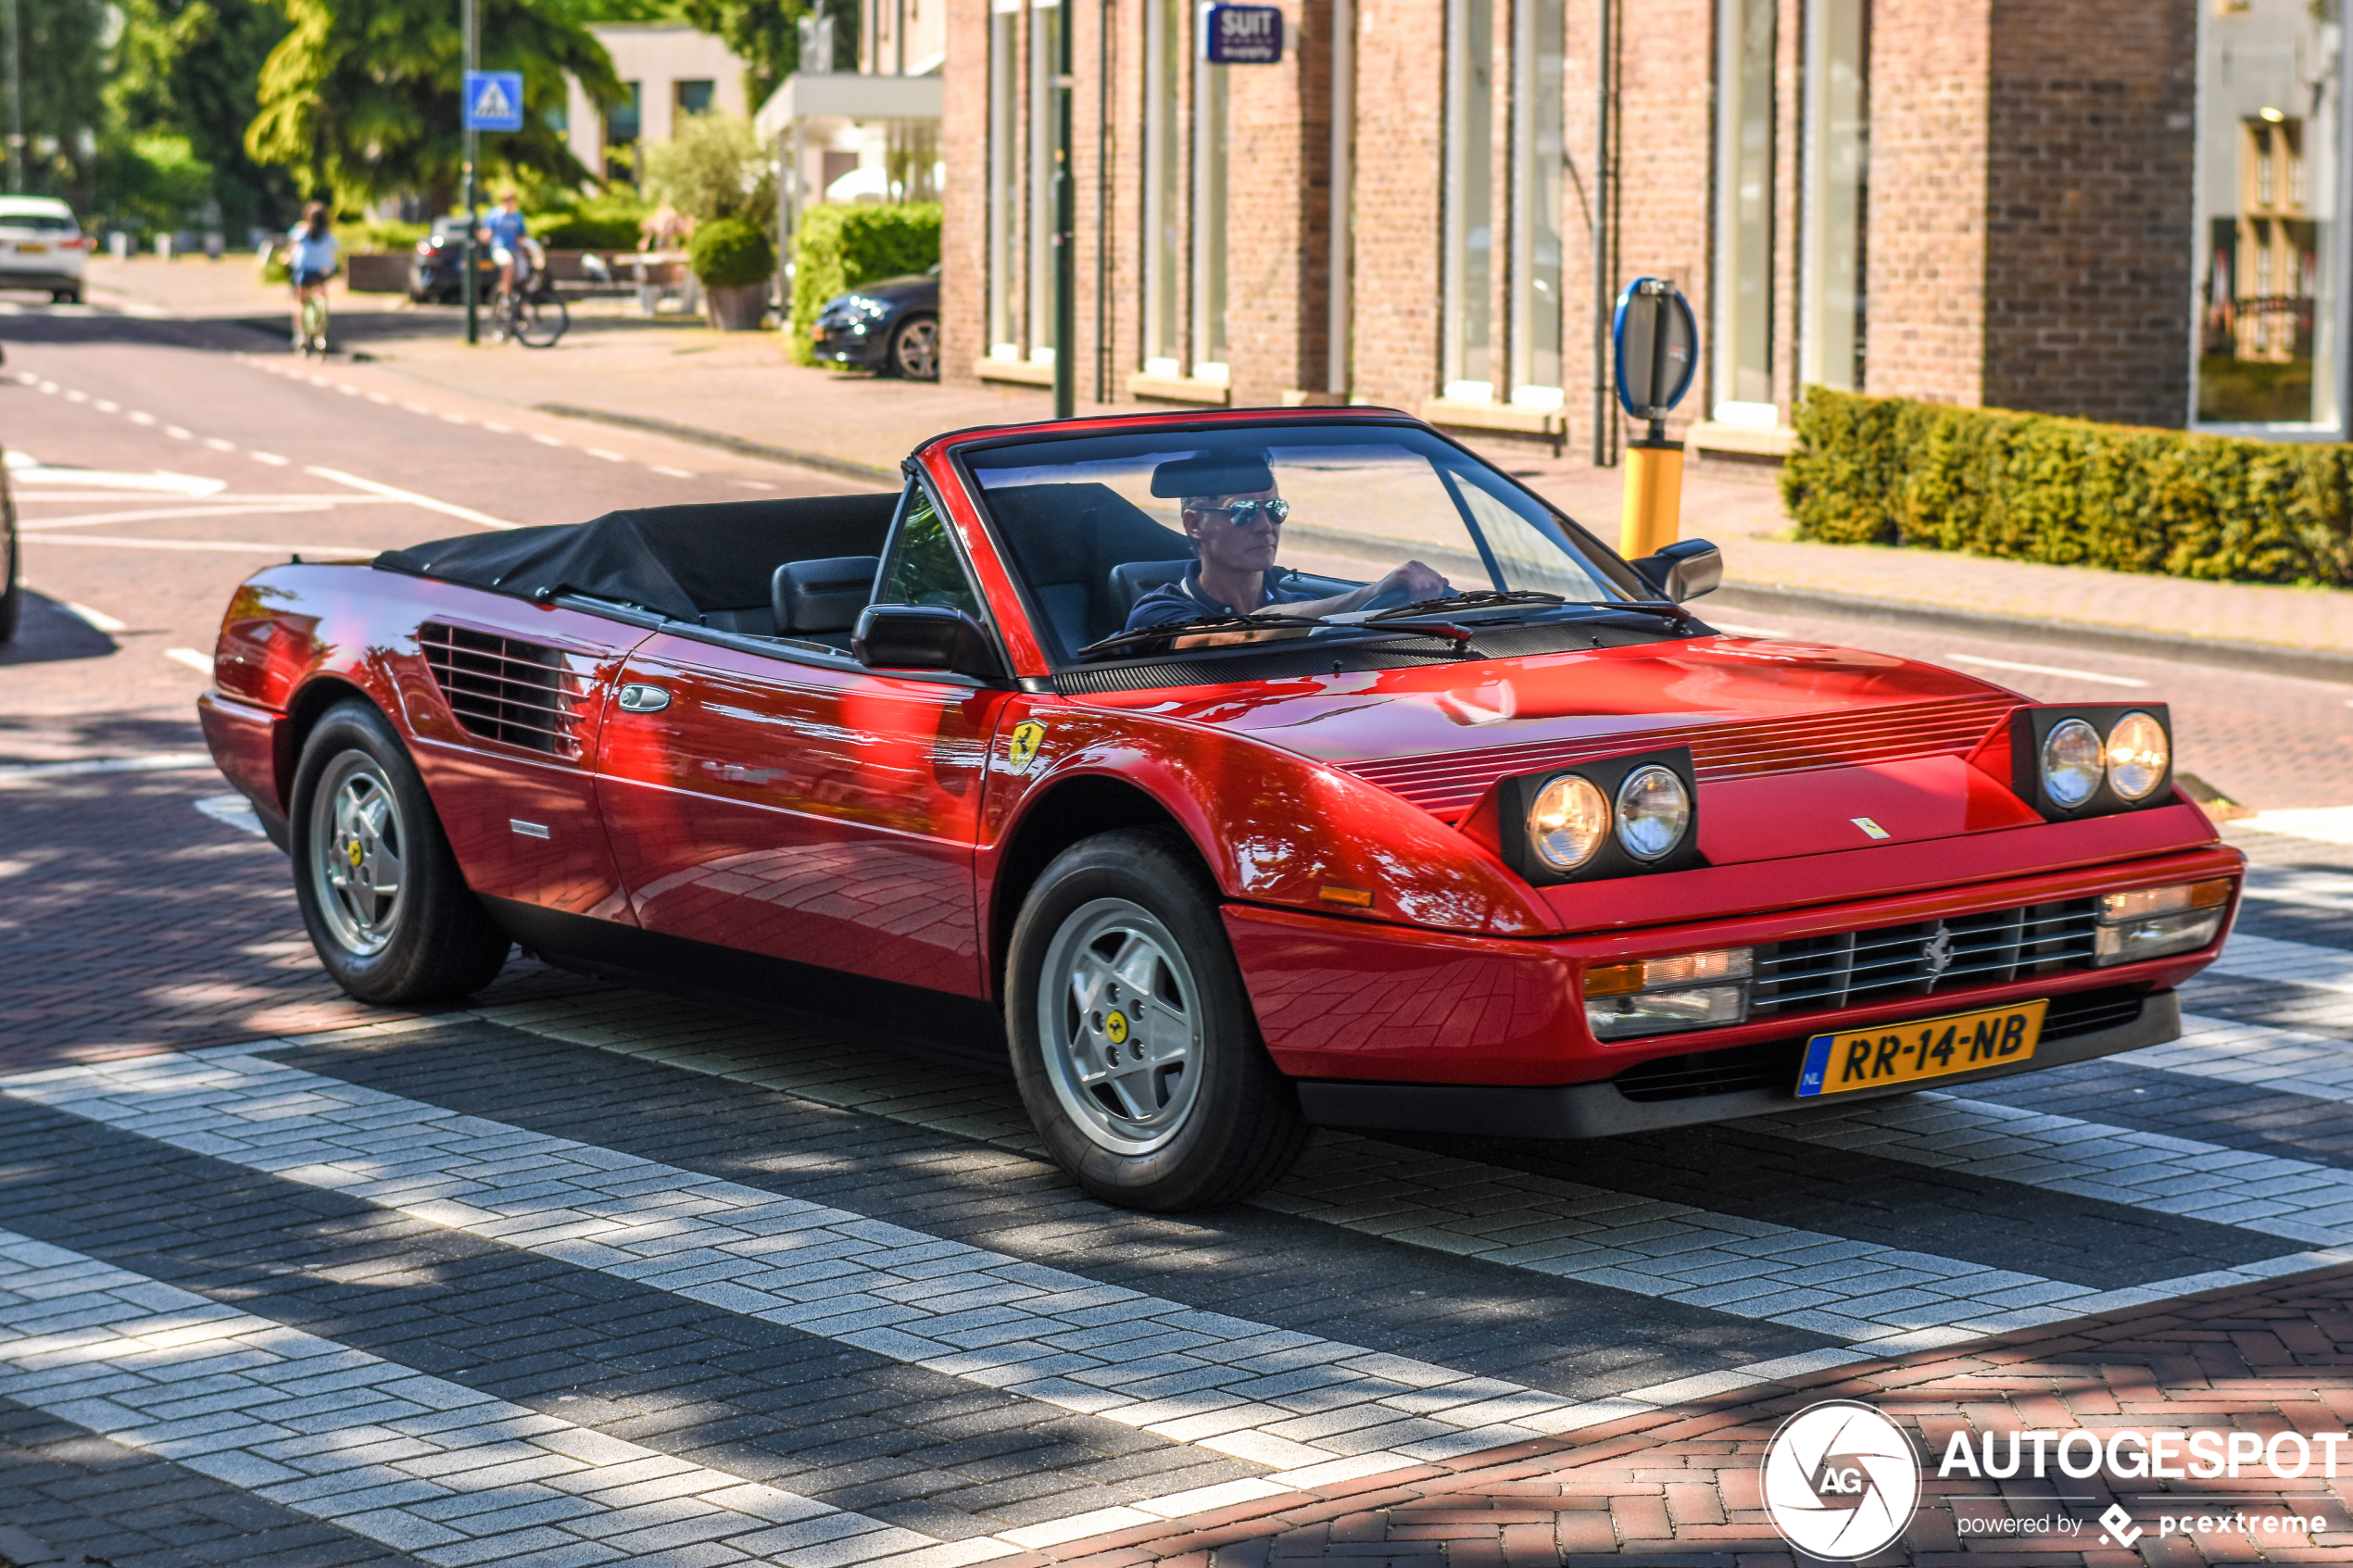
0,196,89,304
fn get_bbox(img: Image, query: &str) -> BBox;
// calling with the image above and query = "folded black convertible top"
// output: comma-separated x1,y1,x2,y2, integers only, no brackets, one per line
372,494,900,622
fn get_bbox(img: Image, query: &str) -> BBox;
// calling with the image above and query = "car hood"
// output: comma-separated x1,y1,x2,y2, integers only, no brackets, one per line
1074,633,2041,864
838,273,937,306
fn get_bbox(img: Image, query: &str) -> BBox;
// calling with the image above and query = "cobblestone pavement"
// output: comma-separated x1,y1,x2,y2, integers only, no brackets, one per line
9,292,2353,1567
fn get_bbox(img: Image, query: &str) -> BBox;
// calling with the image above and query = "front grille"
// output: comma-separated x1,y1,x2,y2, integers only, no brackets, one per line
1611,985,2148,1103
418,622,592,759
1749,897,2100,1016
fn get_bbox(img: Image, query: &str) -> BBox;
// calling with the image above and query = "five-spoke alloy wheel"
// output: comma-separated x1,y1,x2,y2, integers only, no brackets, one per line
289,700,510,1003
1008,829,1306,1210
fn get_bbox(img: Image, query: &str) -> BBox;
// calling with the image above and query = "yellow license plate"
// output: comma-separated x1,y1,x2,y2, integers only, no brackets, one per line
18,243,45,254
1795,999,2046,1097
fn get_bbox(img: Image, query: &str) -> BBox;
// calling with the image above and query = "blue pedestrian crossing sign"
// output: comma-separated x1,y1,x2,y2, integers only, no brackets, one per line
464,70,525,132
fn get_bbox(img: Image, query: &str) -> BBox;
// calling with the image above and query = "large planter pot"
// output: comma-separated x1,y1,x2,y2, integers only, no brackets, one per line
704,282,768,331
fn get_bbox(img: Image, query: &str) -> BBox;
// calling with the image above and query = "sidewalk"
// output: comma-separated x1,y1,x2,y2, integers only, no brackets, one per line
84,258,2353,677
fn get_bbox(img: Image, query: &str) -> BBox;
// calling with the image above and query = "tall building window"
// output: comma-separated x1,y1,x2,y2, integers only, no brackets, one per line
1441,0,1495,400
673,79,715,117
1143,0,1184,374
1028,0,1062,366
1192,49,1229,381
604,82,642,182
2196,0,2338,429
1711,0,1774,419
1507,0,1564,406
987,0,1020,358
1799,0,1868,394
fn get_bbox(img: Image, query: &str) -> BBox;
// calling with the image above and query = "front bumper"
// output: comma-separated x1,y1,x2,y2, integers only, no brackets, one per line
812,322,889,367
1296,985,2178,1137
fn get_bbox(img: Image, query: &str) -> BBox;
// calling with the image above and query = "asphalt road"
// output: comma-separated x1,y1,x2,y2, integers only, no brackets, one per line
6,304,2353,1566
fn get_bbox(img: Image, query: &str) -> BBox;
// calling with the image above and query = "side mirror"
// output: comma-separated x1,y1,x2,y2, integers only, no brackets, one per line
1631,538,1722,602
852,603,1006,679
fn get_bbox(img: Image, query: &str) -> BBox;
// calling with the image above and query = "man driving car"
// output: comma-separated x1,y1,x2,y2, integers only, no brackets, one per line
1124,453,1449,633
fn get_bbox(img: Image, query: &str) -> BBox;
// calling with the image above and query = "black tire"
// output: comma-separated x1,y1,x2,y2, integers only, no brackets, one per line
52,288,80,305
888,314,939,380
514,293,569,347
289,700,510,1004
1007,829,1307,1210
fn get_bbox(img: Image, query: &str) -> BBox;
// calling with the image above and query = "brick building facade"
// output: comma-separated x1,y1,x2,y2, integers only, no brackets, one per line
940,0,2342,450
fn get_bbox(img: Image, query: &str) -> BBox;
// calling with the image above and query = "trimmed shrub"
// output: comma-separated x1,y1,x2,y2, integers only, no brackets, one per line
688,217,776,290
535,193,650,251
1780,387,2353,588
786,202,941,366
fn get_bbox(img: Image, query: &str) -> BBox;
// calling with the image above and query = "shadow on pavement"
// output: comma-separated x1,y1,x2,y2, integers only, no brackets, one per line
0,592,117,666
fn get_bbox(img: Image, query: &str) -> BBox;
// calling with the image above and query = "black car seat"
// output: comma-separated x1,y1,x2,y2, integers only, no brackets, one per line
772,555,881,646
980,482,1193,652
1107,559,1195,624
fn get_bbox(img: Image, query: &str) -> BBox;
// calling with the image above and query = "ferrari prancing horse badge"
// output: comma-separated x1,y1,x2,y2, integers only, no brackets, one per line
1007,720,1048,774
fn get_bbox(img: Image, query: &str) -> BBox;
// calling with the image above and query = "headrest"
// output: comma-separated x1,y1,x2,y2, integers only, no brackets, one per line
1107,558,1195,619
774,555,880,633
1149,452,1274,499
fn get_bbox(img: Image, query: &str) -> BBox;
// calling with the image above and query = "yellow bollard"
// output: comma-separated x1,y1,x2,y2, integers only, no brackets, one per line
1617,437,1685,561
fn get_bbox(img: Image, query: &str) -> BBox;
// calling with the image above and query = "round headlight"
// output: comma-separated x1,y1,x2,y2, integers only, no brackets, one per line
2040,718,2105,809
2105,710,2169,802
1529,774,1610,872
1615,765,1692,860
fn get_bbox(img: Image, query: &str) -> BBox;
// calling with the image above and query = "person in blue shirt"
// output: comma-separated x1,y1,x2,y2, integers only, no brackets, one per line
285,203,339,352
481,191,531,302
1124,455,1449,633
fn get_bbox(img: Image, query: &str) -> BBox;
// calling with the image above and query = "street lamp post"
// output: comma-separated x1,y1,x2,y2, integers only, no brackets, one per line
460,0,480,345
1051,3,1075,420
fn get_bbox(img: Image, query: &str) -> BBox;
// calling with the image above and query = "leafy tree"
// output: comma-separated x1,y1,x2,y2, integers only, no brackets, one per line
639,109,771,224
4,0,107,204
245,0,623,211
674,0,854,111
104,0,296,235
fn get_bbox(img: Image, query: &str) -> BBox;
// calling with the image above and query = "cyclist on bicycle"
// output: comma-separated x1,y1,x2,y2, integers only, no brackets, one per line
483,191,531,305
286,203,339,353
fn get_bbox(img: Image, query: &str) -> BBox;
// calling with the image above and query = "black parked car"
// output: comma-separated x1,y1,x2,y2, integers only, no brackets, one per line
408,217,499,305
810,269,937,379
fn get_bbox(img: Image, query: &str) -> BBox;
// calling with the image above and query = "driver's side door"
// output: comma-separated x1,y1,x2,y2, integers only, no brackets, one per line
592,483,1013,997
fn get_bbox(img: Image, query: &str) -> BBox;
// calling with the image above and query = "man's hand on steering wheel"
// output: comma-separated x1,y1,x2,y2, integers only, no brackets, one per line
1358,559,1452,612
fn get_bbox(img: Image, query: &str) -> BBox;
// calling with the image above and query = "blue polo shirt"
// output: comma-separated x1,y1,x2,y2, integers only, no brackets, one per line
1124,563,1321,633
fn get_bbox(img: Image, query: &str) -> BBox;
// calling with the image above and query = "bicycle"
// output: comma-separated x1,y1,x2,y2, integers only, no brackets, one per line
297,287,330,356
490,260,568,349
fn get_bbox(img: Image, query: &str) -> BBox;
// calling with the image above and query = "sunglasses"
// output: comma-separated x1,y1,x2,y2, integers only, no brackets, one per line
1197,497,1290,527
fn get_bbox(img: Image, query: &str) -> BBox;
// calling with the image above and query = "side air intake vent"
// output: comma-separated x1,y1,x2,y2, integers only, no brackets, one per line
418,622,590,759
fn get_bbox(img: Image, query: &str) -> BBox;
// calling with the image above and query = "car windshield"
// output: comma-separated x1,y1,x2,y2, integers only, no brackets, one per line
963,422,1649,666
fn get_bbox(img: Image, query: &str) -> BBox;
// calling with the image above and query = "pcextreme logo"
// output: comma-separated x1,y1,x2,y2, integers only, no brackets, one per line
1761,1400,1922,1560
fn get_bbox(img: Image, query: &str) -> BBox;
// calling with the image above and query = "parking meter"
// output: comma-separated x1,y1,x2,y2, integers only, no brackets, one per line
1612,278,1698,560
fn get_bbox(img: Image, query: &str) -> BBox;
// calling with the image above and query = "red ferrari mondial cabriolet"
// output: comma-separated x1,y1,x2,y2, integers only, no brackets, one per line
198,408,2241,1210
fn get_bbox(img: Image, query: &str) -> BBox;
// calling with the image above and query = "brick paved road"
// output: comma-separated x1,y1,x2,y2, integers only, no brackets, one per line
7,299,2353,1567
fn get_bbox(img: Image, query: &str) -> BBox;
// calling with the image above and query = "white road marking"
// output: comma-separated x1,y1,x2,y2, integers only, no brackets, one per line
20,504,338,532
163,647,214,672
1943,653,2151,688
440,412,470,425
163,425,193,440
483,421,512,433
402,403,433,415
585,448,626,462
531,433,563,447
2247,807,2353,845
63,389,84,403
20,535,372,556
0,753,214,782
194,794,267,837
203,437,235,452
2208,931,2353,995
127,411,155,425
93,399,119,413
367,392,390,405
9,466,224,495
306,375,331,388
337,383,359,395
1707,622,1789,639
249,451,290,467
651,466,693,479
734,479,775,490
63,601,127,633
306,467,519,531
2127,1013,2353,1105
34,380,56,393
0,1233,950,1568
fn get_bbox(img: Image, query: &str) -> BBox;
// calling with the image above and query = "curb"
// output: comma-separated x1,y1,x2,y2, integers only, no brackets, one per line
1708,581,2353,688
533,403,902,488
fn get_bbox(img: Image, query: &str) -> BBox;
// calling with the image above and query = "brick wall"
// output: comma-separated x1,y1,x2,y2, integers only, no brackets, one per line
1227,0,1333,402
940,0,991,383
1980,0,2196,426
1864,0,1994,407
1343,0,1445,409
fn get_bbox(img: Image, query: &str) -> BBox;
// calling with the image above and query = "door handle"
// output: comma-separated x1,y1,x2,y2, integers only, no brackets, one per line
616,684,672,713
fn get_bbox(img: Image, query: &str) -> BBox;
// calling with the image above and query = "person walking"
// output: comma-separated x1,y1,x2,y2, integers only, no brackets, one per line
287,203,341,355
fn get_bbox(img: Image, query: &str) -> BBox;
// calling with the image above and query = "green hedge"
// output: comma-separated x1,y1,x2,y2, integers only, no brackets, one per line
534,193,650,251
786,202,941,366
1780,387,2353,588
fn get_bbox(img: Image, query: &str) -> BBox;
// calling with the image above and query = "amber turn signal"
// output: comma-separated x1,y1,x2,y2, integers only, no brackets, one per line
1318,885,1374,908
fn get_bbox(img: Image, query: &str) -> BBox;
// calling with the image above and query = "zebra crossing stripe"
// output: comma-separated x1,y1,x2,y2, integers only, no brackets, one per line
0,1228,966,1568
2208,931,2353,996
2124,1011,2353,1104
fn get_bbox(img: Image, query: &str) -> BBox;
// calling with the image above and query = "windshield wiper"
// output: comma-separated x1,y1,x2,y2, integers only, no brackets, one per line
1365,589,1566,621
1076,612,1333,660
